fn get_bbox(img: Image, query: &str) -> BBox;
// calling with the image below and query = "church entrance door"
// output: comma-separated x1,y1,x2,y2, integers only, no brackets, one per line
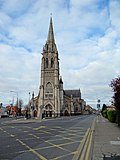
45,104,53,118
64,110,69,116
34,110,37,117
46,111,48,117
49,111,52,117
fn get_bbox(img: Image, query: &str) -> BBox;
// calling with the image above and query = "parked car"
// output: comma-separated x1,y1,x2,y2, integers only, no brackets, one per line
0,105,9,118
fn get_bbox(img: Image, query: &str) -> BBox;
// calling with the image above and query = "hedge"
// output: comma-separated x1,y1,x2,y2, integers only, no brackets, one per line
102,109,108,118
107,110,117,123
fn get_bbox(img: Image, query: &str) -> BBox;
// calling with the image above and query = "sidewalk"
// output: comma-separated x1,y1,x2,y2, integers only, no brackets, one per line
93,116,120,160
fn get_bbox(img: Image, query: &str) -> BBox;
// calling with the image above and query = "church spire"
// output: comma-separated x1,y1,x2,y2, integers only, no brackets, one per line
47,16,55,43
43,16,57,53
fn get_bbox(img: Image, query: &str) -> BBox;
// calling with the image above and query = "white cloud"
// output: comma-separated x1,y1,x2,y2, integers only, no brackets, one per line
0,0,35,18
109,0,120,30
0,43,40,104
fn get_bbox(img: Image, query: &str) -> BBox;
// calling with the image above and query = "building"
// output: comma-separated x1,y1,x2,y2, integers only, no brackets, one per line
30,17,86,119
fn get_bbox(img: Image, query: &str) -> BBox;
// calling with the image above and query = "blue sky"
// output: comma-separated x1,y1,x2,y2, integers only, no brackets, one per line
0,0,120,108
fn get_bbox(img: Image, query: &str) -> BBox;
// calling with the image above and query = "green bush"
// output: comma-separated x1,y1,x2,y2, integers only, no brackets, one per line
107,110,117,123
102,109,108,118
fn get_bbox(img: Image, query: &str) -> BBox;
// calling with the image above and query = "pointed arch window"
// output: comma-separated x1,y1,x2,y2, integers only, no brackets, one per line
45,104,52,110
46,82,53,93
51,58,54,67
46,58,48,68
42,57,45,68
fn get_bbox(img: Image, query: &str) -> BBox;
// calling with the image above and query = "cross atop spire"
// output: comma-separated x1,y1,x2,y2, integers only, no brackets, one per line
47,16,55,43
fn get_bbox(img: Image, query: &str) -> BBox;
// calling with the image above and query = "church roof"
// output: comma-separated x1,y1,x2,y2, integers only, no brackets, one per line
64,89,81,98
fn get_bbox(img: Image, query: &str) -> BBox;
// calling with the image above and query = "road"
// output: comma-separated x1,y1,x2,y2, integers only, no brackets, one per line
0,115,95,160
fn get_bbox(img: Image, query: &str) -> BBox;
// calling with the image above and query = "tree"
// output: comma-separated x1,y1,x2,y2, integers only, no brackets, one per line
15,99,23,108
18,99,23,109
110,76,120,110
110,76,120,126
101,104,107,113
15,99,23,116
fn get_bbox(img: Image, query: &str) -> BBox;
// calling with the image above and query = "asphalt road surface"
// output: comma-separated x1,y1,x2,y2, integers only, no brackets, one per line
0,115,95,160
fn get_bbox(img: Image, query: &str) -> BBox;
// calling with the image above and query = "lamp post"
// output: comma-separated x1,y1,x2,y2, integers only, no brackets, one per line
28,92,31,118
28,92,30,110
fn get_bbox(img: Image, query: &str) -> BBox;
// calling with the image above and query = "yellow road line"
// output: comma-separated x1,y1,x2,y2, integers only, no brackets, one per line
81,118,96,160
72,128,90,160
24,126,31,128
33,139,80,152
33,141,80,152
64,128,84,131
70,126,83,129
62,136,80,141
45,140,70,152
80,130,91,159
16,139,47,160
59,140,81,147
50,151,76,160
10,134,15,137
58,131,67,133
67,134,84,138
1,127,16,138
33,126,46,130
85,118,96,160
54,126,63,128
67,133,81,136
0,128,3,131
47,128,57,131
72,117,96,160
40,130,53,134
53,132,84,142
46,137,70,142
29,134,40,139
35,145,56,150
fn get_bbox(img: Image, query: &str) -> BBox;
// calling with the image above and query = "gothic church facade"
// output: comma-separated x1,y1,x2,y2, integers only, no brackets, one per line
30,17,86,118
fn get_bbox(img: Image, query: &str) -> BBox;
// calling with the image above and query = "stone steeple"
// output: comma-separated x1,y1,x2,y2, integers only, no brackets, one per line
47,17,55,43
43,17,57,53
38,16,60,118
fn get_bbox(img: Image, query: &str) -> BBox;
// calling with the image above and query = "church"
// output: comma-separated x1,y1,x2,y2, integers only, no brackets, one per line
30,17,86,119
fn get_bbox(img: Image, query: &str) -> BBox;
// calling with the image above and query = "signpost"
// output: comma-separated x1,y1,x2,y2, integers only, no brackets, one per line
97,99,101,115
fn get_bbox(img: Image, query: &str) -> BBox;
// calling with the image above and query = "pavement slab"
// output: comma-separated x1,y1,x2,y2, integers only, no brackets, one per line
93,116,120,160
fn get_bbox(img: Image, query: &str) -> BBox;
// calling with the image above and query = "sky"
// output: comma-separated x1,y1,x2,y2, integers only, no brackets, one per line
0,0,120,109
